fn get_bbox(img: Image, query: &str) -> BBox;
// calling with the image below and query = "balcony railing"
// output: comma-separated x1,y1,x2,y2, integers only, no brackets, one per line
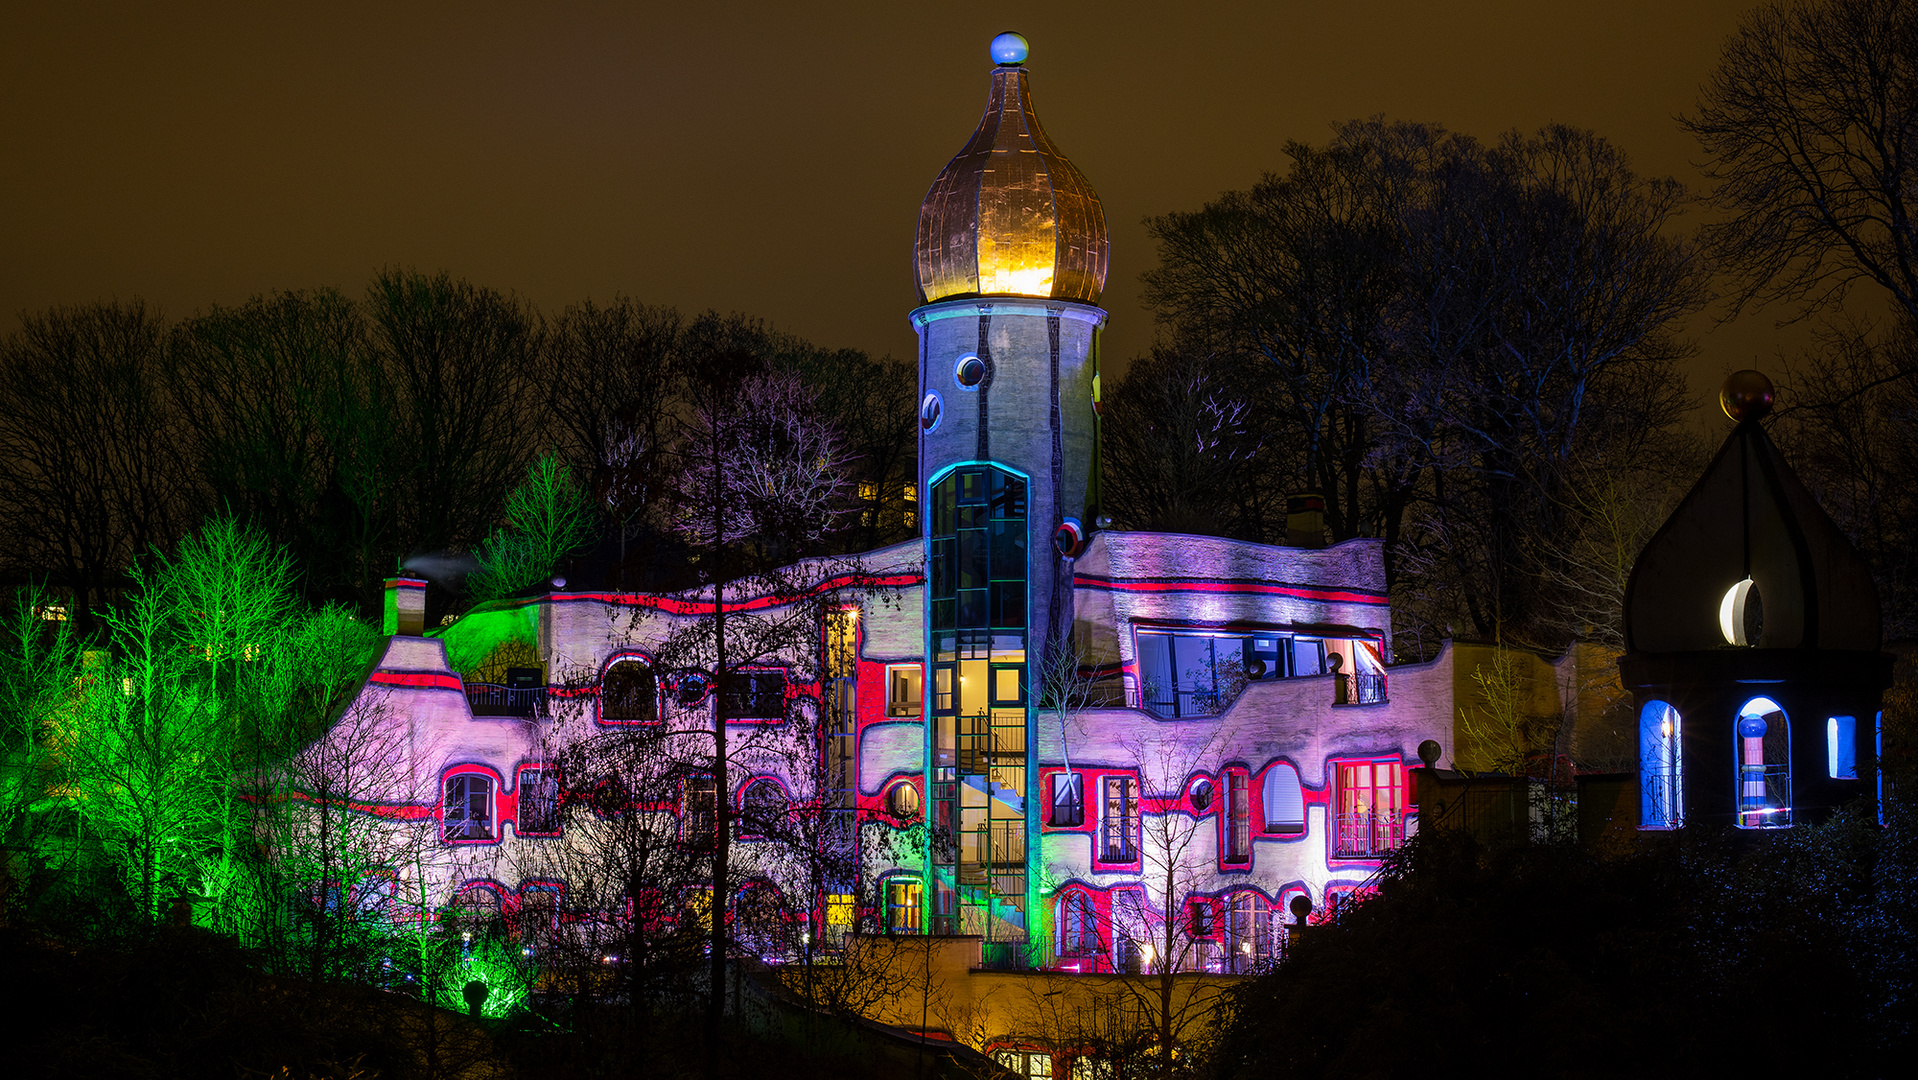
1141,685,1231,718
466,683,549,718
1333,810,1405,857
1336,672,1387,705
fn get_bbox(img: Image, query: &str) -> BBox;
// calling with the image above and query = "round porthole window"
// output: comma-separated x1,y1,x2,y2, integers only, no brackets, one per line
920,391,944,432
671,670,711,706
954,353,986,389
1191,778,1214,812
888,781,922,820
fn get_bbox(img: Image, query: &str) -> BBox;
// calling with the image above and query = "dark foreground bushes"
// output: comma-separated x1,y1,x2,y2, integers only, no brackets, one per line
1214,810,1918,1080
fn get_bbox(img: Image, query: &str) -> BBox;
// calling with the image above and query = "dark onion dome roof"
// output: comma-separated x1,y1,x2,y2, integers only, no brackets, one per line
1623,371,1881,653
913,35,1109,306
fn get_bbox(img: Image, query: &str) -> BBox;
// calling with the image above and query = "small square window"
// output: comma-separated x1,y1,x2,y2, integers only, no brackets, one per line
888,664,924,717
991,665,1026,706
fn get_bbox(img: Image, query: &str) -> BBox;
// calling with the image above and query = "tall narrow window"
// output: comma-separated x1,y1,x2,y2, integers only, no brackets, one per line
1334,760,1403,856
1828,716,1858,780
1639,701,1683,829
1102,776,1139,862
683,773,717,846
1225,772,1250,863
1261,763,1305,834
1050,772,1084,827
443,773,494,843
886,877,922,933
1226,891,1267,972
517,766,560,836
1735,697,1792,829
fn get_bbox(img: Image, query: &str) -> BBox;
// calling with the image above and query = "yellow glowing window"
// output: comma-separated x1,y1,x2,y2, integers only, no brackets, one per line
35,604,68,622
826,893,854,926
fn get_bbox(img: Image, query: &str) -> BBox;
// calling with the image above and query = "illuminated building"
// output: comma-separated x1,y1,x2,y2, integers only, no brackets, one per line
1621,370,1889,831
303,31,1647,1069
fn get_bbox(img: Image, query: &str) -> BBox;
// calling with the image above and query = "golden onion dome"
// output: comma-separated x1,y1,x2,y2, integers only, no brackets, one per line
914,34,1109,306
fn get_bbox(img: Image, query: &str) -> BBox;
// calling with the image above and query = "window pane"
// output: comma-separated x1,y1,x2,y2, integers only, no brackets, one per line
519,767,560,834
888,664,923,717
444,774,493,842
1262,763,1305,832
1828,715,1858,779
602,661,657,722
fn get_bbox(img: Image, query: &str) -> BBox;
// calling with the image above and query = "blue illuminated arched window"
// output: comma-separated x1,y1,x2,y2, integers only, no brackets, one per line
1639,701,1682,829
1735,697,1792,829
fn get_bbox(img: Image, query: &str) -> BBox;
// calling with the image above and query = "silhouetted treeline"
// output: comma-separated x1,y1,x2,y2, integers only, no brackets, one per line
0,270,918,632
1109,121,1710,659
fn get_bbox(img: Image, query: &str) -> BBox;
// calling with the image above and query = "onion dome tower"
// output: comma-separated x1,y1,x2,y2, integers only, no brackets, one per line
911,32,1107,948
1619,371,1889,831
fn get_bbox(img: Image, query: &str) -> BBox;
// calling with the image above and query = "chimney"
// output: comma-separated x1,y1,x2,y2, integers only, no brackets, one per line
1286,492,1327,548
383,577,428,636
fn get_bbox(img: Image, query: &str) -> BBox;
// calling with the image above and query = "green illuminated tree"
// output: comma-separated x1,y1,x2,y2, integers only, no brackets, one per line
468,451,597,602
0,585,86,922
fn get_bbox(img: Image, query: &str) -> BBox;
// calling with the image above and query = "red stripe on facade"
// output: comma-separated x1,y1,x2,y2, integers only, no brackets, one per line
1073,576,1388,605
551,573,925,615
369,671,465,690
279,789,435,820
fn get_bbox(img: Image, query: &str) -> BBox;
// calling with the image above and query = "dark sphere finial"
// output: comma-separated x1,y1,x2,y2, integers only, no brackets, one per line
1721,369,1776,423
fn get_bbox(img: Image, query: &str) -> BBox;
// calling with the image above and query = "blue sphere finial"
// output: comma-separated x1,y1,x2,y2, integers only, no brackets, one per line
990,31,1029,66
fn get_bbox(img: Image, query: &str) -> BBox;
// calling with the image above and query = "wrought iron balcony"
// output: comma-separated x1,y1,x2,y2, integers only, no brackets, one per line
1336,672,1387,705
465,683,549,718
1333,810,1405,857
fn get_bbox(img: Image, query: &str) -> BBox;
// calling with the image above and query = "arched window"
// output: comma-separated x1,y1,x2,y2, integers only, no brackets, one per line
1639,701,1683,829
739,779,788,840
1735,697,1792,829
1261,763,1305,834
443,773,495,843
601,658,658,723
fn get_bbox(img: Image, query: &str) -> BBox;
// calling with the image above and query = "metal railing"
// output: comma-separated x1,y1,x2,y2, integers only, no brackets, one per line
1333,810,1405,857
1141,685,1231,718
1337,672,1387,705
1640,767,1683,828
466,683,549,718
1739,764,1793,828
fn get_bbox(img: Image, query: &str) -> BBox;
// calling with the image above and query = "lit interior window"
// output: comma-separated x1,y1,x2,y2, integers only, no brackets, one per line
1735,697,1792,829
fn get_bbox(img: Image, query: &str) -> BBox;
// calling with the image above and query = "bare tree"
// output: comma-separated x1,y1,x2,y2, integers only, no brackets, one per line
365,269,537,569
1095,728,1233,1077
0,302,189,636
168,288,396,611
536,299,682,575
1686,0,1918,326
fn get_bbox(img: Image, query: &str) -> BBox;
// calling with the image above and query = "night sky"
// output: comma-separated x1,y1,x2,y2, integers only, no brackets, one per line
2,1,1824,402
